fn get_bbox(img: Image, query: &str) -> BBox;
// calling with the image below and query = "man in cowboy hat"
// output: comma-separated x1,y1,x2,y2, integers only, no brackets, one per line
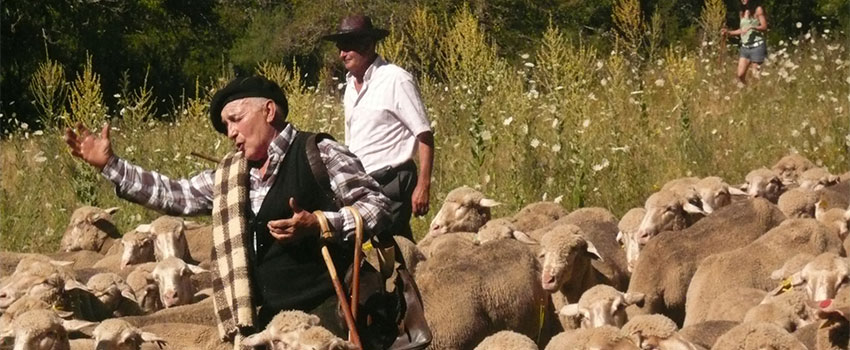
324,14,434,241
63,76,391,340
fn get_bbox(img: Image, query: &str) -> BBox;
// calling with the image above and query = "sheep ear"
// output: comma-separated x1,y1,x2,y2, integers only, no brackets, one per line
135,224,152,233
54,309,75,318
478,198,501,208
790,272,806,287
512,230,538,245
815,199,830,220
50,260,74,268
105,207,120,216
140,332,167,347
770,267,787,281
737,183,749,191
121,288,138,303
682,202,705,215
186,264,207,275
585,241,602,261
64,278,90,292
616,231,624,245
62,319,96,333
559,303,580,317
728,186,747,196
241,331,271,347
308,313,321,326
623,292,646,306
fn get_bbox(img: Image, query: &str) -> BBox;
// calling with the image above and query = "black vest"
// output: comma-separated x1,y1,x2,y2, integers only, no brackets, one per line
248,132,350,313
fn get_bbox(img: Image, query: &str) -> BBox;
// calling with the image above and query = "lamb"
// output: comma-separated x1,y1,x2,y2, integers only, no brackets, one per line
474,330,538,350
85,272,143,317
60,206,121,253
139,215,192,262
815,206,850,244
543,326,637,350
416,231,477,259
635,189,704,244
558,285,644,328
810,298,850,350
151,257,206,308
415,238,546,350
787,252,850,302
125,264,162,313
92,318,166,350
427,186,500,237
0,309,95,350
137,323,229,350
702,288,766,323
119,297,217,328
711,322,807,350
798,167,840,191
511,201,568,232
777,188,821,218
626,198,786,325
694,176,741,214
678,320,739,350
772,153,816,185
0,295,73,337
616,207,645,272
119,227,157,269
620,314,701,350
241,310,356,350
740,167,786,202
661,177,701,203
684,218,844,326
743,290,817,332
477,218,535,244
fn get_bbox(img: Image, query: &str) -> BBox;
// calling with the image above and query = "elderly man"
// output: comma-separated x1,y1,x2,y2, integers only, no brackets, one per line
323,14,434,241
63,76,390,340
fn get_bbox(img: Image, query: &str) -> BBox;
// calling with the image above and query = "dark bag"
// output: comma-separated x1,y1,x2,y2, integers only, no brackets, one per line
304,133,431,350
344,238,432,350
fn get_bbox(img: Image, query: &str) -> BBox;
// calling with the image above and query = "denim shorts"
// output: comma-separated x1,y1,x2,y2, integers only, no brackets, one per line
740,41,767,63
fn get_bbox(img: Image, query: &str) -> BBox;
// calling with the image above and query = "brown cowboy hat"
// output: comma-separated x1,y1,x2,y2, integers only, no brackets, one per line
322,14,389,43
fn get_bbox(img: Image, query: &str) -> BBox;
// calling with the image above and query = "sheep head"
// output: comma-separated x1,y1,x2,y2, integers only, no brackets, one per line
86,273,136,313
151,257,205,308
560,285,645,328
146,216,190,261
635,190,701,245
1,309,94,350
126,267,161,314
538,224,601,292
92,319,166,350
428,187,500,237
741,168,785,203
60,206,119,252
798,167,839,191
772,153,816,185
120,228,156,269
616,207,646,273
790,253,850,302
694,176,735,214
242,310,356,350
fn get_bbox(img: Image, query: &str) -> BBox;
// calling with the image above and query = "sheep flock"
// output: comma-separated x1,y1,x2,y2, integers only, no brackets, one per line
1,153,849,350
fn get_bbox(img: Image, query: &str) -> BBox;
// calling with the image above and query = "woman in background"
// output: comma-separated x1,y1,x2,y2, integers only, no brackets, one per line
722,0,768,84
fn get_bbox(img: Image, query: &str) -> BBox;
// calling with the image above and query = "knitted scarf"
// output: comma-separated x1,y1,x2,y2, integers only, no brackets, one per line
210,151,255,341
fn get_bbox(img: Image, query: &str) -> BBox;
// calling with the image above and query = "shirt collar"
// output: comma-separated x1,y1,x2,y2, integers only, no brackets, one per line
261,123,296,180
346,55,386,85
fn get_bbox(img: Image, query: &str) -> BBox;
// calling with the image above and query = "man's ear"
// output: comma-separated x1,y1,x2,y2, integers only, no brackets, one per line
265,99,277,124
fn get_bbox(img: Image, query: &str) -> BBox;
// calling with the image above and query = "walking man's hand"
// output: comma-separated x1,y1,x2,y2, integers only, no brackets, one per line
267,198,320,243
64,122,113,170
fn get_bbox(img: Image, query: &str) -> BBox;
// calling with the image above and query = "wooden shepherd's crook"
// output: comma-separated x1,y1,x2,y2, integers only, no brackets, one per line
314,209,363,350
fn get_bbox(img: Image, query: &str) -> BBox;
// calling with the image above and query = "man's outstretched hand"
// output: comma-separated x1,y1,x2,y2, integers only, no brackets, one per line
64,122,113,170
267,198,320,243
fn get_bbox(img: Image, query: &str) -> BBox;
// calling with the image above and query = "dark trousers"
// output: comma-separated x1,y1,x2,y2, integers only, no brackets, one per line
369,160,417,242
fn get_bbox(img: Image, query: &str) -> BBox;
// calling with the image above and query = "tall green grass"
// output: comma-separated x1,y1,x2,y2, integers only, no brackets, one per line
2,7,848,252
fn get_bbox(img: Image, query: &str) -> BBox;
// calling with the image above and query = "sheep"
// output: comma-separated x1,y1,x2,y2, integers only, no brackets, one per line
702,288,767,323
119,297,217,328
92,318,166,350
635,189,704,245
415,238,546,350
770,253,818,281
85,272,143,317
151,257,206,308
625,198,786,325
137,215,192,262
617,207,645,273
694,176,742,214
0,309,95,350
477,218,536,244
711,322,807,350
811,298,850,350
678,321,738,350
241,310,356,350
60,206,121,253
119,227,157,269
558,285,644,329
125,263,162,314
535,208,629,291
427,186,500,237
511,201,568,233
741,167,786,202
743,290,817,332
543,326,637,350
683,218,844,326
474,330,538,350
620,314,701,350
786,252,850,302
0,295,74,338
777,188,821,218
183,223,213,265
815,206,850,243
416,231,477,260
772,153,816,185
799,167,840,191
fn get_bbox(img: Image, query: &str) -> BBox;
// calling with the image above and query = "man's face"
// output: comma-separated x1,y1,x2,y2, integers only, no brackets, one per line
220,98,278,161
337,38,374,74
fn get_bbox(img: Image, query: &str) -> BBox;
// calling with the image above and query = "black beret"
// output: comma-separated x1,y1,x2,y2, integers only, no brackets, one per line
209,76,288,134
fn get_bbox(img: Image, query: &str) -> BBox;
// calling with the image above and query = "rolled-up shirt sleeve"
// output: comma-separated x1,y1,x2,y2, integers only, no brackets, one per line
316,139,391,241
101,155,215,216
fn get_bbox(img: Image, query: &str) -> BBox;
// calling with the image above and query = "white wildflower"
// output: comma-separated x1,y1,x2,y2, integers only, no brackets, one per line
654,79,665,87
337,83,345,90
810,127,816,136
591,159,610,172
21,123,28,130
484,174,491,184
113,93,121,98
486,85,493,92
524,62,535,68
796,22,802,28
582,119,591,128
600,78,608,86
530,139,540,148
521,123,529,135
553,195,564,204
33,130,43,136
503,116,514,126
791,130,800,137
552,144,561,153
596,60,604,70
481,130,492,141
521,53,530,59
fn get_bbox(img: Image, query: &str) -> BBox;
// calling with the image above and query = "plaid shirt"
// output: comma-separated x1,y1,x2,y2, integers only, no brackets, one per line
102,124,390,241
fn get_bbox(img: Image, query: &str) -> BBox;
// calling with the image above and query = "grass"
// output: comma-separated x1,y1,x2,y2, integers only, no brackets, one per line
2,8,848,253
